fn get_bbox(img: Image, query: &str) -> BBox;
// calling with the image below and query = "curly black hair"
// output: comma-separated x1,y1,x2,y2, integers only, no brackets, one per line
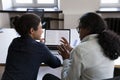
79,12,120,60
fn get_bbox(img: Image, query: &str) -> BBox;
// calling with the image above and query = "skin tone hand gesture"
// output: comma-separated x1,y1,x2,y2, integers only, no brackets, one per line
57,37,73,60
39,38,45,43
58,44,70,60
60,37,73,52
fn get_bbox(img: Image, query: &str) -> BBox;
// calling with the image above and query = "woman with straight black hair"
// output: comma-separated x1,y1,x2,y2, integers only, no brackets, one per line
1,13,61,80
43,12,120,80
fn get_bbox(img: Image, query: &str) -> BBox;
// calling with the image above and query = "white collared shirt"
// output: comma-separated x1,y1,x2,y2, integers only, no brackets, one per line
62,34,114,80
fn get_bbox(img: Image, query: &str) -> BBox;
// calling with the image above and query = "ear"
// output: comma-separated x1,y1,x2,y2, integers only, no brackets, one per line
30,28,34,34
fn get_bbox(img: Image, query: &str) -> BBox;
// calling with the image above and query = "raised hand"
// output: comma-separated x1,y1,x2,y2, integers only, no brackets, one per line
57,44,70,60
39,38,45,43
60,37,73,52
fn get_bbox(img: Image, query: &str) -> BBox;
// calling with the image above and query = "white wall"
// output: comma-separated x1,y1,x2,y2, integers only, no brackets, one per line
0,0,12,28
0,13,10,28
0,0,100,28
2,0,12,10
0,0,3,10
60,0,100,29
101,13,120,18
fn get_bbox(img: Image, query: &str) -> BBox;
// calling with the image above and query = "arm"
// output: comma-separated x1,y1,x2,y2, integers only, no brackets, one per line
58,45,84,80
42,44,61,68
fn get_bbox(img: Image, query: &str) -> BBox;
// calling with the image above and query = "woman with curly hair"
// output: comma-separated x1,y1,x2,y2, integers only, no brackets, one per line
58,12,120,80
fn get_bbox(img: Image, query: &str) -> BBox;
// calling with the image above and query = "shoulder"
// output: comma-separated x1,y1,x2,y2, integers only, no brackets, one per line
34,41,51,52
10,37,20,45
81,37,101,51
35,41,46,48
75,38,99,51
72,38,103,58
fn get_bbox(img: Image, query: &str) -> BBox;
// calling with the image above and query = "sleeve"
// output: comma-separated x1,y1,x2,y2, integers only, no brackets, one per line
41,43,61,68
61,47,85,80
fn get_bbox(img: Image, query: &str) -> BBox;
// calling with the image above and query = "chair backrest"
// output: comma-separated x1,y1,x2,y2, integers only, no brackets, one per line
27,8,44,22
114,67,120,77
27,8,47,28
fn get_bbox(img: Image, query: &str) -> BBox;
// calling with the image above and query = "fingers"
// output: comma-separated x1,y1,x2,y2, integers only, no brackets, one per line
57,37,71,59
60,37,69,44
61,37,67,42
58,45,68,55
58,50,62,55
62,44,68,53
57,45,65,53
40,38,45,42
57,45,63,57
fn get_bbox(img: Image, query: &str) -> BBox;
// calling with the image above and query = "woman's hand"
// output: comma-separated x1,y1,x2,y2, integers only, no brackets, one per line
40,38,45,43
58,44,70,60
60,37,73,52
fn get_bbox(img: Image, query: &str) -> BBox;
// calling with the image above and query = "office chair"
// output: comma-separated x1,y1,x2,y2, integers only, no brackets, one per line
114,67,120,77
27,8,47,29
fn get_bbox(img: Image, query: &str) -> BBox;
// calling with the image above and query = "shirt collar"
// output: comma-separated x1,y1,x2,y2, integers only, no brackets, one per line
81,34,98,42
20,35,35,41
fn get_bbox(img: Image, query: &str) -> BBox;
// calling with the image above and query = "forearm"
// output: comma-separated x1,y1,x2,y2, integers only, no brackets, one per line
61,59,71,80
61,50,82,80
47,56,61,68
